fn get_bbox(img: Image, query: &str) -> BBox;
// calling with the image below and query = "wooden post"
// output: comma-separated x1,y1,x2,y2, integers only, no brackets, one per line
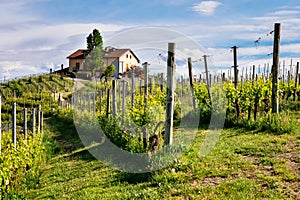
143,62,149,149
131,70,135,107
12,102,16,149
32,108,36,137
122,80,125,125
232,46,240,118
271,23,281,114
188,57,196,110
222,73,226,82
149,76,153,94
252,65,256,81
99,90,102,114
88,93,91,113
112,79,117,118
165,43,176,146
40,108,43,132
160,73,164,92
106,88,110,118
143,62,149,110
294,62,299,101
93,92,96,115
37,105,41,134
23,108,27,140
139,79,143,95
203,55,211,99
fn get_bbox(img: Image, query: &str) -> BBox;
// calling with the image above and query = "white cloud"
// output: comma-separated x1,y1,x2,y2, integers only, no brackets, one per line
192,1,222,16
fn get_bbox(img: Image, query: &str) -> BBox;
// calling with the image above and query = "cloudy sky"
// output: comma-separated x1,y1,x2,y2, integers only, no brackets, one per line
1,0,300,79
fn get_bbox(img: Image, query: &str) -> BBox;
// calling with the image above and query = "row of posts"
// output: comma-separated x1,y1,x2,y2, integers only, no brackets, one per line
0,96,43,153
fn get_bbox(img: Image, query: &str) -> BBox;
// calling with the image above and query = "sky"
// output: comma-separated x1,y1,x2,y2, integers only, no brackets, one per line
1,0,300,79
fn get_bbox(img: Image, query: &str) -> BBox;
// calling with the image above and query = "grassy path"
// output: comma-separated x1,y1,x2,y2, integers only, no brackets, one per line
25,113,300,199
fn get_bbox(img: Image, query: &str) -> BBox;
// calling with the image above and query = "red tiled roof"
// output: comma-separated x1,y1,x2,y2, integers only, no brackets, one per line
67,48,140,63
67,49,88,59
103,49,140,63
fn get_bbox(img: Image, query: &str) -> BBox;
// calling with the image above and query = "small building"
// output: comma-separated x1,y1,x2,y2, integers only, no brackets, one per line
66,47,140,77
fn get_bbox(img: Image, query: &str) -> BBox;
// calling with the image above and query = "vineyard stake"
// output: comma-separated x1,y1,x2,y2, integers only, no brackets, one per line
271,23,281,114
294,62,299,101
131,70,135,107
139,79,142,95
32,108,36,137
143,62,149,149
121,80,125,125
160,73,164,92
149,76,153,94
37,105,41,134
106,87,110,118
231,46,240,118
12,102,17,149
165,43,176,146
188,57,196,110
203,55,211,100
112,79,117,118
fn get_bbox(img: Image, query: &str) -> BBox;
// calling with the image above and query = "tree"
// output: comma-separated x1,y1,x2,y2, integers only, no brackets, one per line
85,29,104,77
84,46,104,77
87,29,103,52
87,34,94,52
102,64,116,81
93,29,103,48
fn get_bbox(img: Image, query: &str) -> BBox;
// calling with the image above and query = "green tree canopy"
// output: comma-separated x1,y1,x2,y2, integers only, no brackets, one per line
85,29,104,77
87,29,103,52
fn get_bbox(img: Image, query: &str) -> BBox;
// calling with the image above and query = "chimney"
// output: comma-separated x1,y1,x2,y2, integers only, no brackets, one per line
61,64,64,77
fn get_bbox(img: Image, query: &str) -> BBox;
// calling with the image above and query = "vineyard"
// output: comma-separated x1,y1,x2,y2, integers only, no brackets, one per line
0,74,74,198
0,50,300,198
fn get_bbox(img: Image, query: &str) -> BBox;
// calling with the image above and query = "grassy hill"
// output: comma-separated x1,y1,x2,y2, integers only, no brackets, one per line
24,110,300,199
1,75,299,199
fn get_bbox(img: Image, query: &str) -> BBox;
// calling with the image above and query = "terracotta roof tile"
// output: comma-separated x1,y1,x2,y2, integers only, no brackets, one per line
67,49,88,59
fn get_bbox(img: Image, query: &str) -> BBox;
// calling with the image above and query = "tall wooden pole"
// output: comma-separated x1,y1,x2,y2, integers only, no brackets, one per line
165,43,176,146
188,57,196,110
106,88,110,118
203,55,211,100
131,70,135,107
294,62,299,101
112,79,117,118
122,80,125,125
37,105,41,134
271,23,281,114
24,108,27,139
143,62,149,149
12,102,17,149
32,108,36,137
143,62,149,110
232,46,240,118
160,73,164,92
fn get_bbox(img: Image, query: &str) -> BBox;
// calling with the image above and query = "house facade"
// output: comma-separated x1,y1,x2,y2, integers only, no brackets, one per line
67,49,89,72
66,47,140,77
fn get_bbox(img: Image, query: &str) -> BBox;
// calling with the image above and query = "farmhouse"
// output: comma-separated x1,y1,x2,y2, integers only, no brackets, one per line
66,46,140,77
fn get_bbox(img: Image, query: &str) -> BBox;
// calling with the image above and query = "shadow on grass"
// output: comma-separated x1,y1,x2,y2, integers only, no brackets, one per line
116,172,155,184
45,113,97,162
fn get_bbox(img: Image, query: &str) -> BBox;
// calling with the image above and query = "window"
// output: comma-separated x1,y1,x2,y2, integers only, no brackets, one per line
74,62,80,71
126,54,128,58
130,55,132,59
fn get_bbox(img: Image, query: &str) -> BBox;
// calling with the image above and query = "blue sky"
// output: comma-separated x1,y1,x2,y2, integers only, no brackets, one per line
1,0,300,79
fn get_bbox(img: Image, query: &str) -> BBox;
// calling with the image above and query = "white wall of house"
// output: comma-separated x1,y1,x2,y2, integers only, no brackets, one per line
118,51,139,73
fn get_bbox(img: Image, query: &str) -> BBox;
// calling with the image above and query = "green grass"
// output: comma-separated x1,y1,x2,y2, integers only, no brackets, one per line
23,112,300,199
